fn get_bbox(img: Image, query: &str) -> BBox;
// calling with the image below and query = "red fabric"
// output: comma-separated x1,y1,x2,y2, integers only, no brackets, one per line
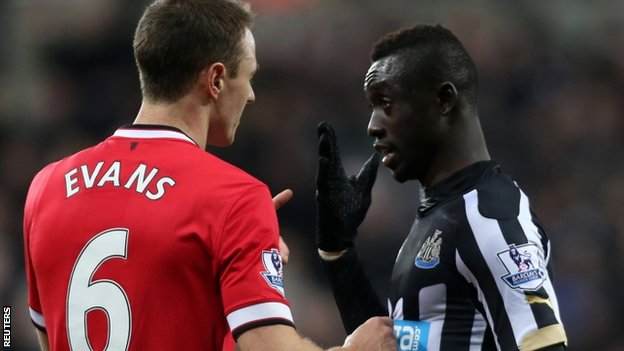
23,127,290,350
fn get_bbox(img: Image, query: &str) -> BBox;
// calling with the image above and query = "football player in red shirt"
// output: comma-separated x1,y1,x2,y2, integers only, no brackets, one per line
23,0,396,350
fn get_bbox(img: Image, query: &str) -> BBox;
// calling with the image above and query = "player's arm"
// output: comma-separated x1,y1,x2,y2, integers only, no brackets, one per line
219,182,394,351
456,187,567,351
320,248,386,334
237,317,396,351
24,165,56,351
315,122,387,334
35,330,49,351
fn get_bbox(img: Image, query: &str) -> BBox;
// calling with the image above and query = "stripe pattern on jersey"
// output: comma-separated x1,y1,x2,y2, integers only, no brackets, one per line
29,307,46,329
419,284,446,350
226,302,293,337
457,188,566,350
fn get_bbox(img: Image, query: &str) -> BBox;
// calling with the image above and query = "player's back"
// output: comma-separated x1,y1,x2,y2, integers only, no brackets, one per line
24,126,281,350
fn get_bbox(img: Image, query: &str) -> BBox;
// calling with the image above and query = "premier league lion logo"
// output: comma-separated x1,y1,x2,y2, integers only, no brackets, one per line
271,250,283,276
497,243,546,291
260,249,285,295
509,245,535,272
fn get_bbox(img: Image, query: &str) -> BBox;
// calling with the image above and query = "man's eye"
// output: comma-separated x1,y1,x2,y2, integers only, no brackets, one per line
368,97,391,110
380,99,392,112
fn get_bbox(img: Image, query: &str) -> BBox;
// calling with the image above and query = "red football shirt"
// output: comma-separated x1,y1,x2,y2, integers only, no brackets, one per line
23,125,294,350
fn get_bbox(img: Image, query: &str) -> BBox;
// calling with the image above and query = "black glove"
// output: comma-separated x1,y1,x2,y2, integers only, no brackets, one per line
316,121,380,252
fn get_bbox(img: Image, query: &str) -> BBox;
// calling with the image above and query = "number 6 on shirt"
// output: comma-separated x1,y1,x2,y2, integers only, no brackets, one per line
67,228,131,350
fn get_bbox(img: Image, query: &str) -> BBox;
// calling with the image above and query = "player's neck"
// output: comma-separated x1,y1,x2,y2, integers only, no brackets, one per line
422,116,490,188
134,97,209,149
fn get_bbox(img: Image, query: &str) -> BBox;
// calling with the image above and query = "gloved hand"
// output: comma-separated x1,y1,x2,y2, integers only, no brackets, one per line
316,121,380,252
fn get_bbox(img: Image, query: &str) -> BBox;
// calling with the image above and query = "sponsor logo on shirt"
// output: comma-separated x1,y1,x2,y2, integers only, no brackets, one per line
389,298,430,351
394,320,430,351
260,249,284,295
415,230,442,269
497,243,546,291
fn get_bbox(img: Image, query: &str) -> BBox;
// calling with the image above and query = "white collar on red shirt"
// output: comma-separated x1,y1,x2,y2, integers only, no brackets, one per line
113,125,198,146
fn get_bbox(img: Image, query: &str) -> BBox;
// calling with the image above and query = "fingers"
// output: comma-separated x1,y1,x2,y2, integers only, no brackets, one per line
345,316,396,351
317,121,346,189
355,152,381,193
317,121,338,159
367,316,393,327
317,122,343,168
368,317,396,351
278,236,290,265
316,157,330,193
272,189,294,210
273,190,292,265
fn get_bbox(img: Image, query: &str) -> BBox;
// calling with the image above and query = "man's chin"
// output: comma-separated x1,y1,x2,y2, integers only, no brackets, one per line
388,165,409,183
206,133,235,148
388,162,420,184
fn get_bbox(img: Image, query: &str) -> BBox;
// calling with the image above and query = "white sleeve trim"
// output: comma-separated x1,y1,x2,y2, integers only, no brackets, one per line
29,307,46,328
226,302,293,331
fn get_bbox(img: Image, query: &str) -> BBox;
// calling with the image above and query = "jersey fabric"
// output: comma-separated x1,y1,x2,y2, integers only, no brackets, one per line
327,161,566,351
23,125,294,351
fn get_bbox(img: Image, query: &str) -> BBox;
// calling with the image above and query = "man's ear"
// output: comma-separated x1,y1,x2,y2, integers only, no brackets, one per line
199,62,226,100
437,81,458,115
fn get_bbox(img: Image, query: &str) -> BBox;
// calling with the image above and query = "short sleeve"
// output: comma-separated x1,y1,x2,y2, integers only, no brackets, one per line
456,189,567,351
23,164,56,331
216,185,294,339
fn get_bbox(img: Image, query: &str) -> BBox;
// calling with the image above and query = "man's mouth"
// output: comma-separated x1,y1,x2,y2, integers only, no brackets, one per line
382,152,398,167
373,142,398,168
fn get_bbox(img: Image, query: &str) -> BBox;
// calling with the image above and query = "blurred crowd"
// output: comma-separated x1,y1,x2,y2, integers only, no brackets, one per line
1,0,623,349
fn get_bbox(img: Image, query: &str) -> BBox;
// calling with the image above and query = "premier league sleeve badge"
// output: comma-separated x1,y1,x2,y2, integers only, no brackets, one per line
260,249,285,295
497,243,546,291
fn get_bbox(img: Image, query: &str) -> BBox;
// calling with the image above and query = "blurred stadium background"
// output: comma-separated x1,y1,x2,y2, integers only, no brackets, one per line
1,0,623,349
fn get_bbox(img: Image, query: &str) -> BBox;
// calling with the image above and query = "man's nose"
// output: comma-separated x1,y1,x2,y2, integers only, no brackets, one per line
367,113,385,138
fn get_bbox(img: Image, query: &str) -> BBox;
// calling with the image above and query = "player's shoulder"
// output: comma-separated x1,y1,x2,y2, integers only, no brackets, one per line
471,164,522,220
185,150,269,200
26,160,60,204
25,142,104,213
28,142,101,190
200,151,264,185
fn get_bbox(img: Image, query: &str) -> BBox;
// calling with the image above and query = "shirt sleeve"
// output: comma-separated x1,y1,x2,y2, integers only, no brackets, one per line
216,184,294,339
323,249,386,334
456,188,567,351
23,164,56,331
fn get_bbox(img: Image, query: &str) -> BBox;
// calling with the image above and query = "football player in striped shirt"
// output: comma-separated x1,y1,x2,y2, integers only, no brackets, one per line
315,25,567,351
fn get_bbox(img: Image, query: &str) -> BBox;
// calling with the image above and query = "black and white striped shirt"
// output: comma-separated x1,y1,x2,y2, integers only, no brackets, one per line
327,161,567,351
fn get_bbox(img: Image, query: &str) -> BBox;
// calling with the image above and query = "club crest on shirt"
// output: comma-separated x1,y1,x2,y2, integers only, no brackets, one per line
497,243,546,291
415,230,442,269
260,249,284,295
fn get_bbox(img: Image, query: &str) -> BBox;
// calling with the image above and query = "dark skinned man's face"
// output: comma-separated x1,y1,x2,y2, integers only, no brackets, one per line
364,54,443,183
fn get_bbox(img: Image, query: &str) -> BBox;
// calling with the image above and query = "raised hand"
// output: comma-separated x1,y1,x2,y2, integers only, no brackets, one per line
272,189,293,264
316,122,380,252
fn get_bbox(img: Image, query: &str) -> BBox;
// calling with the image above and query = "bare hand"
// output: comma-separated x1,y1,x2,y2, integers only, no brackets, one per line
343,317,396,351
272,189,293,210
272,189,293,265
